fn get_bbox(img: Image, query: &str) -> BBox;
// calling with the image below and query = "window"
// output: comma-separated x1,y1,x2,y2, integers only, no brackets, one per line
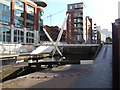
0,1,10,25
1,3,10,13
75,3,83,9
26,5,34,31
79,3,83,8
31,33,34,37
0,15,10,24
77,24,81,28
75,4,78,8
14,9,24,17
0,34,2,41
21,37,23,42
0,27,10,42
74,24,76,27
14,30,24,43
74,12,81,17
38,11,43,28
38,11,43,17
74,29,78,32
69,5,73,9
77,18,81,22
74,19,77,23
15,0,24,8
0,3,3,9
6,35,10,42
26,22,34,30
21,31,24,36
27,5,34,15
77,35,80,41
26,32,34,43
14,19,23,27
14,30,17,35
14,0,24,28
27,14,34,21
3,35,5,41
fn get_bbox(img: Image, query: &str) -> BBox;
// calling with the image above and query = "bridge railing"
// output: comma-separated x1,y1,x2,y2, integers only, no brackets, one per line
40,41,67,46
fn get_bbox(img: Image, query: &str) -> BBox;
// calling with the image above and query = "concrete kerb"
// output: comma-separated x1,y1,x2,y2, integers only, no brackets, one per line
93,43,103,60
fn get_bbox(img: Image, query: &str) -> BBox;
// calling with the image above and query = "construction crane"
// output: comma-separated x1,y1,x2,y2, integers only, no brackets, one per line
44,10,64,25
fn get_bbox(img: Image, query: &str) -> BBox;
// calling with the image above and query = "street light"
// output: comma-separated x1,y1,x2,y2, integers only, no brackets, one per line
31,0,47,7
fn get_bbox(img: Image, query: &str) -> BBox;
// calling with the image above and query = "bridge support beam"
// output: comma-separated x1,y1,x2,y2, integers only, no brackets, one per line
42,14,69,56
52,14,69,56
43,28,63,56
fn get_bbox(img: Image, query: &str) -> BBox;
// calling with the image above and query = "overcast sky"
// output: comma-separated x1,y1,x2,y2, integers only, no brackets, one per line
43,0,119,31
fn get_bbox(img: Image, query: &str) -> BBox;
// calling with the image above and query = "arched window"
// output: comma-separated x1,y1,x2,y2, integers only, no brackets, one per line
14,30,24,43
0,27,10,42
26,32,34,43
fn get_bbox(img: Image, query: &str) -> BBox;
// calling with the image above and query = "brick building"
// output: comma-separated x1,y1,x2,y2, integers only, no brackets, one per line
85,16,92,43
66,2,84,44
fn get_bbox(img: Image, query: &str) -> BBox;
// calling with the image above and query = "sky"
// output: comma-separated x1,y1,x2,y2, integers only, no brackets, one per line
43,0,119,31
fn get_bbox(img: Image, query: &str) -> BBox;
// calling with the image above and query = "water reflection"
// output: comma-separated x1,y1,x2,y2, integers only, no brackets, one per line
64,54,94,60
43,54,94,62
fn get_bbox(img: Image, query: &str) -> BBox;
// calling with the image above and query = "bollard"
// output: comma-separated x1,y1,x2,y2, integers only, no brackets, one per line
48,64,53,68
36,64,41,71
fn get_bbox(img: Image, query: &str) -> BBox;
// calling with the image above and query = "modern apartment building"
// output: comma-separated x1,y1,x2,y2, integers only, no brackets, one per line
85,16,92,43
92,23,98,43
0,0,47,44
66,2,84,44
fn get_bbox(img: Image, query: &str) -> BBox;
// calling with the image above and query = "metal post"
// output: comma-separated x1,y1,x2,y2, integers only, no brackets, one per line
24,28,26,44
52,14,69,56
43,28,63,56
11,25,14,43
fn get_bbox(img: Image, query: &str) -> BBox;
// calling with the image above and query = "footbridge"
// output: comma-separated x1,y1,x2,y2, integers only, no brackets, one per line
1,14,101,77
31,14,99,56
31,14,69,56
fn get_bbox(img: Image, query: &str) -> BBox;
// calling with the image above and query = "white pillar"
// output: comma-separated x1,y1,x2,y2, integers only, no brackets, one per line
24,28,26,44
36,30,39,43
17,30,18,43
34,30,38,44
11,25,14,43
1,32,3,42
34,30,36,44
5,31,6,42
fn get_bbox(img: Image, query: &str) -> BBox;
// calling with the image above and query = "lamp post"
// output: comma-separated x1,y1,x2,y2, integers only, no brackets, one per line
31,0,47,7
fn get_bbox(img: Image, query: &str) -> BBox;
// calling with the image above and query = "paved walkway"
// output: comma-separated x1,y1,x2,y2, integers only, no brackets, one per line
71,44,112,88
2,45,112,89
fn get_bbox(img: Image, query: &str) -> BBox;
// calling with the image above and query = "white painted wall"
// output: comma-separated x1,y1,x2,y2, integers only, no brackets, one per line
0,43,36,55
0,43,22,54
30,46,54,54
